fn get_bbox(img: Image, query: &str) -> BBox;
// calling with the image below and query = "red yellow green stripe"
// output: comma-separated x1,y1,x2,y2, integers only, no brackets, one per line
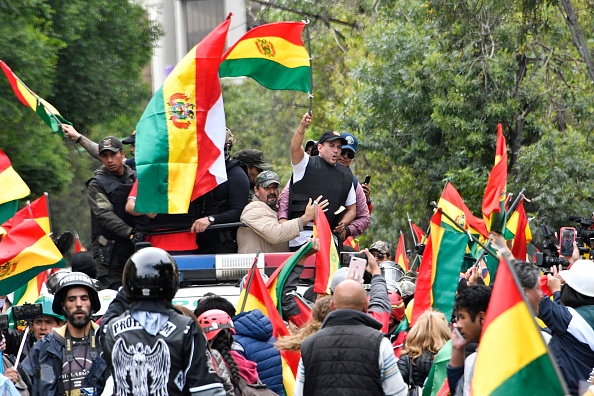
0,219,65,295
0,60,71,134
482,124,508,233
313,205,340,294
220,22,310,92
0,149,30,206
471,258,565,395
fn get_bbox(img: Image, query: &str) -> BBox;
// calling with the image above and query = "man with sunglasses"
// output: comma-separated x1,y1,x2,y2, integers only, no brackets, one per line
336,132,371,241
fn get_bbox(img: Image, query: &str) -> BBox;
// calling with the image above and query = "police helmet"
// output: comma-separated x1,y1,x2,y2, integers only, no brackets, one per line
123,247,180,301
51,272,101,315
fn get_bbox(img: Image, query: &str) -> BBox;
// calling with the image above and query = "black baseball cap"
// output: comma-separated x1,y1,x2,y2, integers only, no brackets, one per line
122,130,136,144
318,130,347,145
234,149,272,170
98,136,124,154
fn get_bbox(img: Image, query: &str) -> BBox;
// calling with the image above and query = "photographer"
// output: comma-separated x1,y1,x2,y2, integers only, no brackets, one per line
5,296,65,361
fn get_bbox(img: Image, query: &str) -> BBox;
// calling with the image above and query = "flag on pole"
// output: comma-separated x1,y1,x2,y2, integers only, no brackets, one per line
313,204,340,294
395,231,409,272
0,150,30,225
0,219,65,295
219,22,311,92
482,123,508,234
410,221,426,244
0,60,71,134
135,17,231,214
266,241,312,317
471,257,566,395
13,270,49,306
237,265,300,396
504,200,532,260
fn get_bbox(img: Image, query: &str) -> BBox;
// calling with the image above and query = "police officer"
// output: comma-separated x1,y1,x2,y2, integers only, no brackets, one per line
22,272,107,396
87,136,142,290
102,247,225,396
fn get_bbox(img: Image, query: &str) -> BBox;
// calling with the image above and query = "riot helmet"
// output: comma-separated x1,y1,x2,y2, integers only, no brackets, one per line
123,247,180,301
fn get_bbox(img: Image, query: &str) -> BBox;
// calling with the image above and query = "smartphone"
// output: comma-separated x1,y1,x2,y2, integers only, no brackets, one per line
363,175,371,185
348,257,367,283
559,227,576,257
453,327,465,341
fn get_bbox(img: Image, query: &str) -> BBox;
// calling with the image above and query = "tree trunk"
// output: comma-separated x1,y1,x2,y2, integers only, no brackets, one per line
558,0,594,83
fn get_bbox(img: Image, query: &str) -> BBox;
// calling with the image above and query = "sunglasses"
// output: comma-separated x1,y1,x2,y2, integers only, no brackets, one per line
373,253,386,260
341,149,355,159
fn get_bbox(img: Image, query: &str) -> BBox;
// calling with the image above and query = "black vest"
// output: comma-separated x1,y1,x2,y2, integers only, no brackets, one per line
289,156,353,228
300,310,384,396
89,172,135,241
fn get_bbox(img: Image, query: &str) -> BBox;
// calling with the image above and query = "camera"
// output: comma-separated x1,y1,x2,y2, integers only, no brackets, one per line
12,303,43,322
535,225,568,271
0,314,9,331
569,215,594,254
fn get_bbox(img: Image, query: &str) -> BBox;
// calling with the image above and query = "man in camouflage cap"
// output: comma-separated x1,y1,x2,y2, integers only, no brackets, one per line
369,240,392,264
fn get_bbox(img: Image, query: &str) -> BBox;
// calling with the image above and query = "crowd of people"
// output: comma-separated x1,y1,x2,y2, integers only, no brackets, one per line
0,114,588,396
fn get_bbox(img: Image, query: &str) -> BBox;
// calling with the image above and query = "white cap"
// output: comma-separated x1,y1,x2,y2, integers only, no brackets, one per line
559,259,594,297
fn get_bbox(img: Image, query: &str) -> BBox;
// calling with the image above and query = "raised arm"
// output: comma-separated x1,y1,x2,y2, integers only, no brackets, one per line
291,113,311,165
62,124,100,160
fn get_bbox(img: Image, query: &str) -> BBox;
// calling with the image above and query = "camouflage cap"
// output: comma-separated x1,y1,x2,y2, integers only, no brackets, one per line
255,170,280,188
370,240,390,254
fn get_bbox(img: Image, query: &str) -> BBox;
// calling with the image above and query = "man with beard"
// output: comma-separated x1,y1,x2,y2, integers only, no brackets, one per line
22,272,107,396
237,170,327,253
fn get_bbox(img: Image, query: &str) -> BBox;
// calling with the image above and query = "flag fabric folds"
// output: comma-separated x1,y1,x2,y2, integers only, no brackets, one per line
504,199,532,260
0,150,30,224
0,219,65,295
410,221,426,245
237,264,300,396
471,258,566,395
0,60,71,134
482,123,508,234
1,194,50,235
313,204,340,294
266,241,312,317
135,18,230,214
13,271,49,306
395,231,409,272
219,22,311,93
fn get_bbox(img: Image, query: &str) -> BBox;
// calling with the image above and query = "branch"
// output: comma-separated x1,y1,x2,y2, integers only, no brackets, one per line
249,0,360,28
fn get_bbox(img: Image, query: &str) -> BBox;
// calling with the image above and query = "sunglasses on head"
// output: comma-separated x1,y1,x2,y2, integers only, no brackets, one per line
341,149,355,159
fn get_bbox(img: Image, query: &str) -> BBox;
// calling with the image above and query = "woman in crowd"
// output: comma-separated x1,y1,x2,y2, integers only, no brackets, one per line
397,309,451,388
276,295,333,351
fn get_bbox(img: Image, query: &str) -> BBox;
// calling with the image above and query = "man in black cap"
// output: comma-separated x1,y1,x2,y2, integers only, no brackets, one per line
121,130,136,170
233,148,272,202
87,136,141,290
280,113,356,250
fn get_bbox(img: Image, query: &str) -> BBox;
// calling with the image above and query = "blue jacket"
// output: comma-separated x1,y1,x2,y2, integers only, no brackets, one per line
21,323,107,396
233,309,284,396
538,292,594,394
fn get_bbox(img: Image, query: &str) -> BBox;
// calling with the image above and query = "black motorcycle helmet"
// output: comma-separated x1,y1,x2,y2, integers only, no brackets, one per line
123,247,180,301
51,271,101,315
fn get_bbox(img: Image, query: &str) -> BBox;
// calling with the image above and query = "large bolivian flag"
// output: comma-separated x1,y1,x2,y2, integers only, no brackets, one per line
219,22,310,92
471,258,566,395
0,219,65,295
135,18,231,214
0,149,30,224
0,60,71,134
238,265,300,396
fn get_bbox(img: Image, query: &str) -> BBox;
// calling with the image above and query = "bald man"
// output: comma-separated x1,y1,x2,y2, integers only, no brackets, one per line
294,280,407,396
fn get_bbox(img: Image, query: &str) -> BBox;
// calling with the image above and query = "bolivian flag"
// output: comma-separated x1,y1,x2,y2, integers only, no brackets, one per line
238,265,300,396
266,241,312,317
0,149,30,224
135,18,230,214
482,124,508,234
504,199,532,261
1,194,50,236
395,231,409,272
313,204,340,294
0,60,71,134
471,258,566,395
0,219,65,295
219,22,311,93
